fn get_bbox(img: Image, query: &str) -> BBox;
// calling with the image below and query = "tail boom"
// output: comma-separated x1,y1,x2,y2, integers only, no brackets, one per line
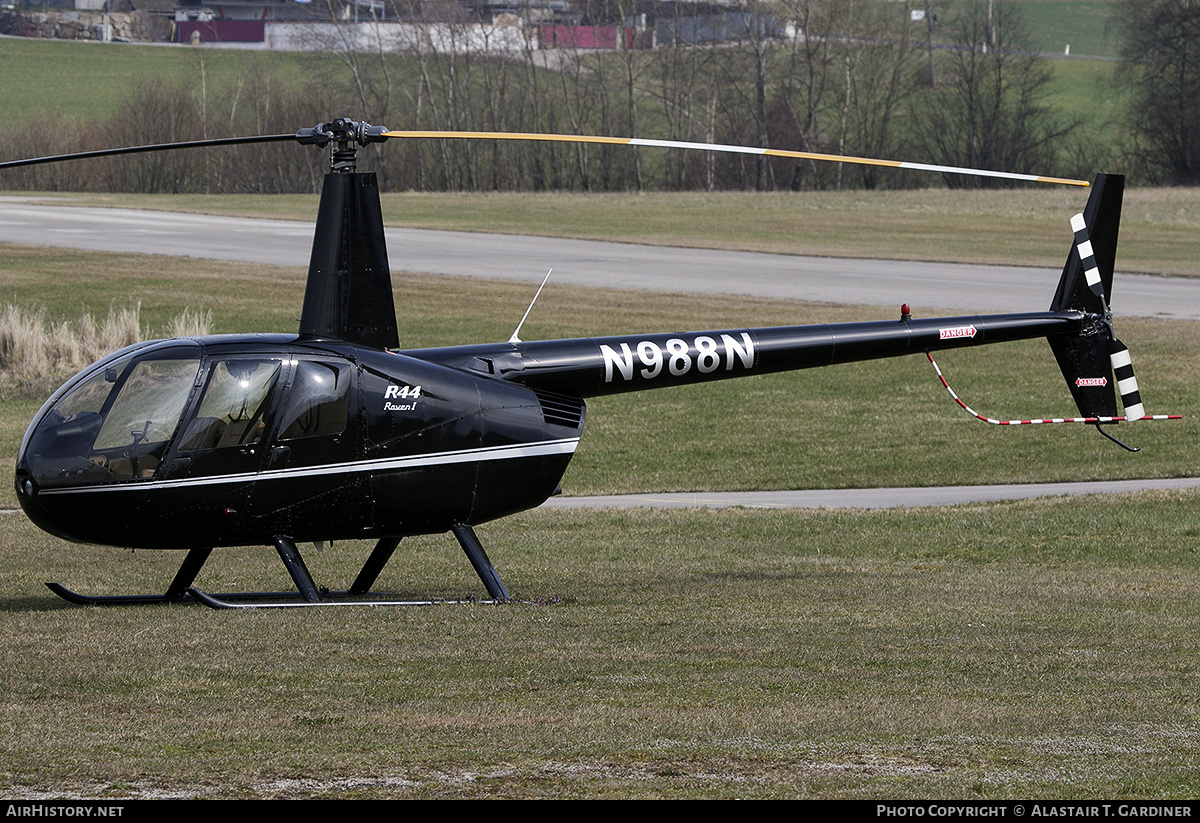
407,309,1092,398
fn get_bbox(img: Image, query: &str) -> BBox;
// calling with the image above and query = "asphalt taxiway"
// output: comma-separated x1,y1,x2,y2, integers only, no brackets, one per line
1,198,1197,319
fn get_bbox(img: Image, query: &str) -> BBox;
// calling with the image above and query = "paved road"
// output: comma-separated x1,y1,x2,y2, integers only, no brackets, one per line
1,198,1196,510
543,478,1200,511
1,198,1197,319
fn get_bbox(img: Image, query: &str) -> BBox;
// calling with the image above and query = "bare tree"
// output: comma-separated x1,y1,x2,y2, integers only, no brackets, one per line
773,0,919,191
910,0,1074,186
106,78,202,193
776,0,840,189
1116,0,1200,184
653,1,713,189
836,1,923,189
694,0,781,189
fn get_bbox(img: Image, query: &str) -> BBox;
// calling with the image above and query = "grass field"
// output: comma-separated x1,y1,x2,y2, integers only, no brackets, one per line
0,38,315,123
1001,1,1124,58
5,495,1200,798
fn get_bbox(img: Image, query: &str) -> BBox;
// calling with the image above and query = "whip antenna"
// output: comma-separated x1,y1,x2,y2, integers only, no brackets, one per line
509,269,554,344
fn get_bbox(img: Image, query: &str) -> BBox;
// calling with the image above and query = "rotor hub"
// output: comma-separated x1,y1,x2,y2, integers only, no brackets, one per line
295,118,389,173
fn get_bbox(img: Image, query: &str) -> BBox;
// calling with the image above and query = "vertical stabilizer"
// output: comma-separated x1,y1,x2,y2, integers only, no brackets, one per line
1050,173,1123,314
1047,174,1124,419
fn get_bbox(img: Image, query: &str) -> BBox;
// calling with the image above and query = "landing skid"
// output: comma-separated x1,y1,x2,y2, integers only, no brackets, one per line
45,582,196,606
186,588,497,610
45,525,512,609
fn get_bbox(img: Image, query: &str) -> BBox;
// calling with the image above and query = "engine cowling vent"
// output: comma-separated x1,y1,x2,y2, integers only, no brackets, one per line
532,388,585,429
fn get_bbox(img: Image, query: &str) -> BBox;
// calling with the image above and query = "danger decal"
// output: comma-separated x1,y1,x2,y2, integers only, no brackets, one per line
938,325,977,340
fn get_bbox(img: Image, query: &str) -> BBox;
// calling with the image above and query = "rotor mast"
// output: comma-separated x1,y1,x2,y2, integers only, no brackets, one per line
296,119,400,350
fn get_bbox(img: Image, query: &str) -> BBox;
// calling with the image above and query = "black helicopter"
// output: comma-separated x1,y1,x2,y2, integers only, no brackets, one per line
1,119,1169,609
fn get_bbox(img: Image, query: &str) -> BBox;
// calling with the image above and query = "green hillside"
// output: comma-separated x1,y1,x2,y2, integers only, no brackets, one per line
0,37,313,122
0,2,1130,122
0,2,1147,189
1008,1,1123,58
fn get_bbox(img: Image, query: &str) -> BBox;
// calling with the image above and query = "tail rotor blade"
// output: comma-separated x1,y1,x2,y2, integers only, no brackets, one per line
1110,340,1145,420
1070,212,1107,303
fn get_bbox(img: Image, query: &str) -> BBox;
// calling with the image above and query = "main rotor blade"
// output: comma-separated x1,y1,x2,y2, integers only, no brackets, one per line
0,134,296,171
383,130,1090,187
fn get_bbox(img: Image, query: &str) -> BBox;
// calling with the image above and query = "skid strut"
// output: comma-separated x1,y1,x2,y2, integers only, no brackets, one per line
349,536,402,595
47,528,511,608
273,536,321,602
453,524,511,602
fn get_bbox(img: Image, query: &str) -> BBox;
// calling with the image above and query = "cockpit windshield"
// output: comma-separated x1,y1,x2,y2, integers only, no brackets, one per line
22,349,199,488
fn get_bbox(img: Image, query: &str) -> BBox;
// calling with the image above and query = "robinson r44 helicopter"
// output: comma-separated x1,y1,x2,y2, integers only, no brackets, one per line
0,119,1177,608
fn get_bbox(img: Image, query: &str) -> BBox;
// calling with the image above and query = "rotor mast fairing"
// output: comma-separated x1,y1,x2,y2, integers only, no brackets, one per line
296,120,399,350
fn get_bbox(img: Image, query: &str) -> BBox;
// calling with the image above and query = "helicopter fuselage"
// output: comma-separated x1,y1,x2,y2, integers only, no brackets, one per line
15,334,583,550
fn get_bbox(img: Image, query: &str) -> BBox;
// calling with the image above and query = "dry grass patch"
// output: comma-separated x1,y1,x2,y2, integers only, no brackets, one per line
0,303,211,400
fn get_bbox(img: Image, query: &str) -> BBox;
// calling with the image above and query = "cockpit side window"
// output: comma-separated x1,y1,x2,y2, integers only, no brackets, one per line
178,359,281,452
276,361,351,441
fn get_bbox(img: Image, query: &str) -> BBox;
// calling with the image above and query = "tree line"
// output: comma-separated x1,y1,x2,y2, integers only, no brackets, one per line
2,0,1197,193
